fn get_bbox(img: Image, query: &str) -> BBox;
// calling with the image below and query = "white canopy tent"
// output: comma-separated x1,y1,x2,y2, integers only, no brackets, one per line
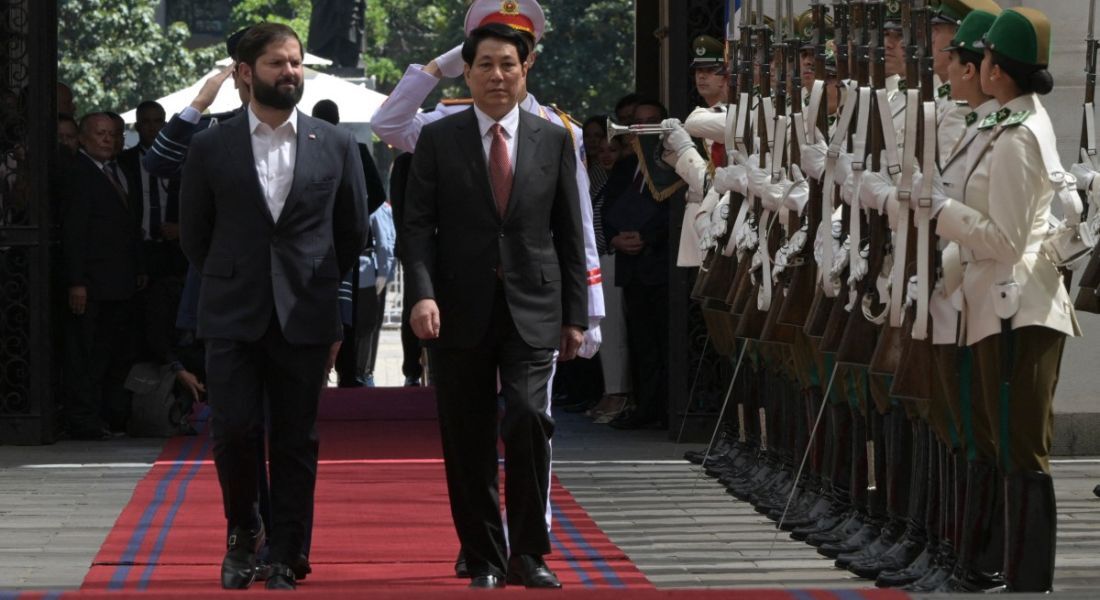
120,66,388,126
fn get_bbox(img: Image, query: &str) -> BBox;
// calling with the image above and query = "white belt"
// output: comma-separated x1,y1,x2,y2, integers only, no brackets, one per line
846,87,872,311
821,82,858,297
890,89,920,329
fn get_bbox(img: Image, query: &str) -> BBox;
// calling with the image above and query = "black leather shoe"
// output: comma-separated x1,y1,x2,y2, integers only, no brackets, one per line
291,553,312,581
1094,483,1099,498
220,524,265,589
265,562,296,590
455,548,469,578
468,573,506,589
506,554,562,589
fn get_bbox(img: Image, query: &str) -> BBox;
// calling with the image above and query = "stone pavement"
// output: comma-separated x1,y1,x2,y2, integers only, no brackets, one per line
3,329,1100,593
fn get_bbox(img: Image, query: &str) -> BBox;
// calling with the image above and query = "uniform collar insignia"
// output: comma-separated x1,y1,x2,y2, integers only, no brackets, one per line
965,111,978,126
1001,109,1032,128
937,83,951,98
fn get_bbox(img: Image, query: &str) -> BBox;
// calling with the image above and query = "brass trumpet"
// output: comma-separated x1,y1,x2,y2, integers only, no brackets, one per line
606,117,677,143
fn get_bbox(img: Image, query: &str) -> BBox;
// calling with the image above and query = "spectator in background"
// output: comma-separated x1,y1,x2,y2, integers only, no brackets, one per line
601,98,682,430
58,114,79,156
311,99,386,388
357,200,396,386
105,112,125,157
388,152,425,386
613,92,642,126
582,115,606,167
61,112,146,439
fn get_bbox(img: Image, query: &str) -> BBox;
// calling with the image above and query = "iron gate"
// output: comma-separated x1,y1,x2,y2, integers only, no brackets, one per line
0,0,58,445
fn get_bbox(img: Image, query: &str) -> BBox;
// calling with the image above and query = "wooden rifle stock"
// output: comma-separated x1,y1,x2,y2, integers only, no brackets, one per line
889,0,934,401
836,0,886,366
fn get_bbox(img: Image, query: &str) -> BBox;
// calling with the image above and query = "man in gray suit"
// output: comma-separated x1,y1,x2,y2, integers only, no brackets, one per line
402,23,587,590
179,23,369,591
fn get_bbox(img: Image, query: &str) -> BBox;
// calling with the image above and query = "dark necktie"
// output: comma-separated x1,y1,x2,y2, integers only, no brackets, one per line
102,162,127,204
489,123,512,218
148,171,161,240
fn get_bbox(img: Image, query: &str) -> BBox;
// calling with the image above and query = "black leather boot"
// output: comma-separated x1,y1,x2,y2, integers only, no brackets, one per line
935,459,1004,592
1004,470,1057,592
834,410,893,569
851,417,925,579
877,427,940,587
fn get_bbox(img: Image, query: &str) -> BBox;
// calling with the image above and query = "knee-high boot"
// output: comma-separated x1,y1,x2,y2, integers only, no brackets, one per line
1004,470,1057,592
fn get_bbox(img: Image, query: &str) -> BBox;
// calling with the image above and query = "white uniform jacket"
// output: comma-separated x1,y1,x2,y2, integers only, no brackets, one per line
936,93,1081,346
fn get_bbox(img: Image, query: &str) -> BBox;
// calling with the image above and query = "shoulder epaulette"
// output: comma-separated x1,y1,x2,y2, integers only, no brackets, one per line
978,106,1011,130
439,98,473,106
548,103,583,129
1001,109,1032,128
937,83,951,99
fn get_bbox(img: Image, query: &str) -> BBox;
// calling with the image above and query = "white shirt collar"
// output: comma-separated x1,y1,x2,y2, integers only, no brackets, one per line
519,93,539,114
247,104,298,136
473,103,520,141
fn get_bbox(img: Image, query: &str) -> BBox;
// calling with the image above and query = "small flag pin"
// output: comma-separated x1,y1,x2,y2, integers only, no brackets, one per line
308,133,316,139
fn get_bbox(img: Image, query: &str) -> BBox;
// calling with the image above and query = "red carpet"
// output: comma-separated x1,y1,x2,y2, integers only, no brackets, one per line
79,387,650,593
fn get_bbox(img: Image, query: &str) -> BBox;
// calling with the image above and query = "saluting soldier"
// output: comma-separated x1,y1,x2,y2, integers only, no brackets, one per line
878,7,1077,593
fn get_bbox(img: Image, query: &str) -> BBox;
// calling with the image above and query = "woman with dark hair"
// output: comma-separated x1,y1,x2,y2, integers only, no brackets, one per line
582,115,607,167
879,7,1077,593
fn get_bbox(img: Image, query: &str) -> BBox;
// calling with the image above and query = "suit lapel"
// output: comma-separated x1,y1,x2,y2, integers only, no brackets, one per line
279,113,315,226
456,108,499,220
221,113,273,226
507,111,540,222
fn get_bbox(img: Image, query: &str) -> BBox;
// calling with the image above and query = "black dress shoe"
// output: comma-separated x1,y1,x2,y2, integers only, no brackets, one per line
291,553,312,581
221,524,265,589
454,548,469,578
468,573,505,589
608,412,657,430
1094,483,1100,498
506,554,561,589
265,562,296,590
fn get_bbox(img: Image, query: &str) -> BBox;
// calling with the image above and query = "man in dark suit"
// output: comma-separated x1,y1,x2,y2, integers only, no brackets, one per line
402,23,587,589
61,112,146,439
601,99,679,430
179,23,369,591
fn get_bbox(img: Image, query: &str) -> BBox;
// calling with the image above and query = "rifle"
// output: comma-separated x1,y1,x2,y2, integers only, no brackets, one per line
835,0,887,366
820,0,866,353
696,0,746,355
805,0,849,338
731,0,774,340
782,0,830,329
760,0,801,345
1075,0,1100,313
890,0,935,401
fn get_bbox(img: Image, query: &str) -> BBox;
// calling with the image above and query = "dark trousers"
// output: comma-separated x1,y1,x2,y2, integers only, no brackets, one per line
430,284,555,577
401,286,423,381
63,298,136,433
204,318,328,564
356,287,387,378
621,282,669,422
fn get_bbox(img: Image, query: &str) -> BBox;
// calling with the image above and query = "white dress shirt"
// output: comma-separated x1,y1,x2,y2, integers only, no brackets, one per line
472,103,519,174
248,105,298,222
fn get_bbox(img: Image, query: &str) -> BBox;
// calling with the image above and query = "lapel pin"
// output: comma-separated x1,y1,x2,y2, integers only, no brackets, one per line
308,133,316,140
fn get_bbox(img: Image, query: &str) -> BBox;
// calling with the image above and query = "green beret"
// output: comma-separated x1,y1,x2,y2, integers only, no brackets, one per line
975,7,1051,66
932,0,1002,25
943,10,998,54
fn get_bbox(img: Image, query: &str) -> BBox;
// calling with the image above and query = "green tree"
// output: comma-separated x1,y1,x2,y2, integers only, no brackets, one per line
229,0,313,47
361,0,633,119
59,0,222,115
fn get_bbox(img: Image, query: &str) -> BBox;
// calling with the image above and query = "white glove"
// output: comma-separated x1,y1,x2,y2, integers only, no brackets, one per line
910,169,949,216
835,152,854,186
859,171,895,213
709,195,731,239
661,118,695,159
1070,162,1098,194
746,159,771,201
801,139,828,180
434,44,465,78
762,174,790,212
694,210,714,250
578,323,602,358
783,164,810,214
375,276,387,295
713,164,748,195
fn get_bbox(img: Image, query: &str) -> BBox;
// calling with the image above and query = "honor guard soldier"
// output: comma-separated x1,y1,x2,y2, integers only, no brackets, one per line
874,8,1078,593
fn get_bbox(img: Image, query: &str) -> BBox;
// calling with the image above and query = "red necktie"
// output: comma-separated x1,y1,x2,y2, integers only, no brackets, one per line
711,142,727,168
489,124,512,218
